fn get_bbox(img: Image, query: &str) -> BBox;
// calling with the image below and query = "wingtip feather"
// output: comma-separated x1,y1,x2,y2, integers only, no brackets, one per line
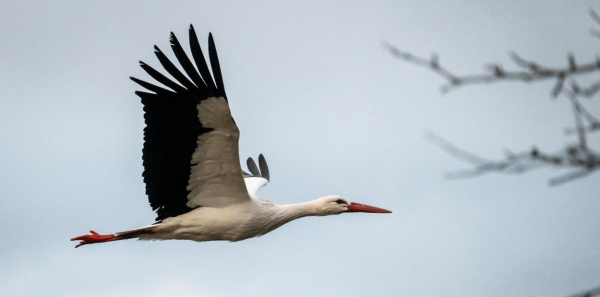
258,154,270,181
207,32,226,97
247,157,260,176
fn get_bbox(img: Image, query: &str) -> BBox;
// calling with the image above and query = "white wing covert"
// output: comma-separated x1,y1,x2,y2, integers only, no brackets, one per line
186,96,250,208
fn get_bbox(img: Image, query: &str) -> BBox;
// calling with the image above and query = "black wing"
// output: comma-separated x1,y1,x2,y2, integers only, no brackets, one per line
131,25,227,222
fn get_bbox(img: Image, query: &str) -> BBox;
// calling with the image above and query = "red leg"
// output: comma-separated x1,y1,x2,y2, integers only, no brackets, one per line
71,230,118,248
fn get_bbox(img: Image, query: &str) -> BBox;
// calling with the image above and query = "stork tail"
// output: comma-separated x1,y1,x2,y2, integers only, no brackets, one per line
71,227,155,248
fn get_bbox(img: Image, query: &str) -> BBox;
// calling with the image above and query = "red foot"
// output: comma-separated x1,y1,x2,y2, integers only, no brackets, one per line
71,230,117,248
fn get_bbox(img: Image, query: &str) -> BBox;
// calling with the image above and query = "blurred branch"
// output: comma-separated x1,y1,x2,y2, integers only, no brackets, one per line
564,86,600,135
563,286,600,297
569,79,600,97
389,8,600,185
385,8,600,96
566,91,589,151
427,132,600,186
384,42,600,95
589,8,600,38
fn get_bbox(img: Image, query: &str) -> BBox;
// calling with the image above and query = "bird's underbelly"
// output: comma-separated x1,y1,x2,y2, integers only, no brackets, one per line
148,206,274,242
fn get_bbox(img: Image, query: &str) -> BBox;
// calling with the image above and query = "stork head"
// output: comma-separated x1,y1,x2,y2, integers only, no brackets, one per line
313,195,392,216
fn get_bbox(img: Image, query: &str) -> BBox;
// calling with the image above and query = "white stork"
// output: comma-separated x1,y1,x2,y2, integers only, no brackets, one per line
71,25,391,248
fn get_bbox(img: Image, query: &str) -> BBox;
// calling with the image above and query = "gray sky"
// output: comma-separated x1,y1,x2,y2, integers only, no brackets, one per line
1,1,599,297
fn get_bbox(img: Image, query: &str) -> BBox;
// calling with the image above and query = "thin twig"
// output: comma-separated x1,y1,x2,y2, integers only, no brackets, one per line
385,43,600,94
424,131,490,165
550,169,593,186
565,91,588,151
590,9,600,26
426,132,599,185
562,285,600,297
574,79,600,97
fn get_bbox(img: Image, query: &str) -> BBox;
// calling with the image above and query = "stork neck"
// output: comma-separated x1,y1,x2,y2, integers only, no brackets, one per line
245,201,319,238
276,201,319,221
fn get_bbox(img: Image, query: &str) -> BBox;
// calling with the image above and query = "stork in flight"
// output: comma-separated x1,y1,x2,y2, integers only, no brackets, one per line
71,25,391,248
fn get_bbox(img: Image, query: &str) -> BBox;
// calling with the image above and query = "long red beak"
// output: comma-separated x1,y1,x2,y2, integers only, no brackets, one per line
346,202,392,213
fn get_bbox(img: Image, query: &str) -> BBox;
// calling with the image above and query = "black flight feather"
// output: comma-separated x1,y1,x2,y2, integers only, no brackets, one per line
258,154,270,181
189,25,217,91
247,157,261,176
139,61,186,93
153,45,196,90
169,32,205,88
133,91,158,101
208,33,226,98
130,77,176,95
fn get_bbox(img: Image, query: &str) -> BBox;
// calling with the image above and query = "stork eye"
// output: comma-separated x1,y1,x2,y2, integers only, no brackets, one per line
335,199,347,204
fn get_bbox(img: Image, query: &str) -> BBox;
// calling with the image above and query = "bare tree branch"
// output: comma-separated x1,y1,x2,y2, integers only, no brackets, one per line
384,43,600,95
388,8,600,185
428,131,600,186
590,8,600,26
424,131,491,165
573,79,600,97
549,169,593,186
563,285,600,297
565,91,589,151
564,86,600,135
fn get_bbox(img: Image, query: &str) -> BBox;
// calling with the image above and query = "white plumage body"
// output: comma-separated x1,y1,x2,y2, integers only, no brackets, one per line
130,198,318,242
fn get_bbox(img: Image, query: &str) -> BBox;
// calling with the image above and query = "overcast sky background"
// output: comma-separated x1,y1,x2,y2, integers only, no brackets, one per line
1,1,599,297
